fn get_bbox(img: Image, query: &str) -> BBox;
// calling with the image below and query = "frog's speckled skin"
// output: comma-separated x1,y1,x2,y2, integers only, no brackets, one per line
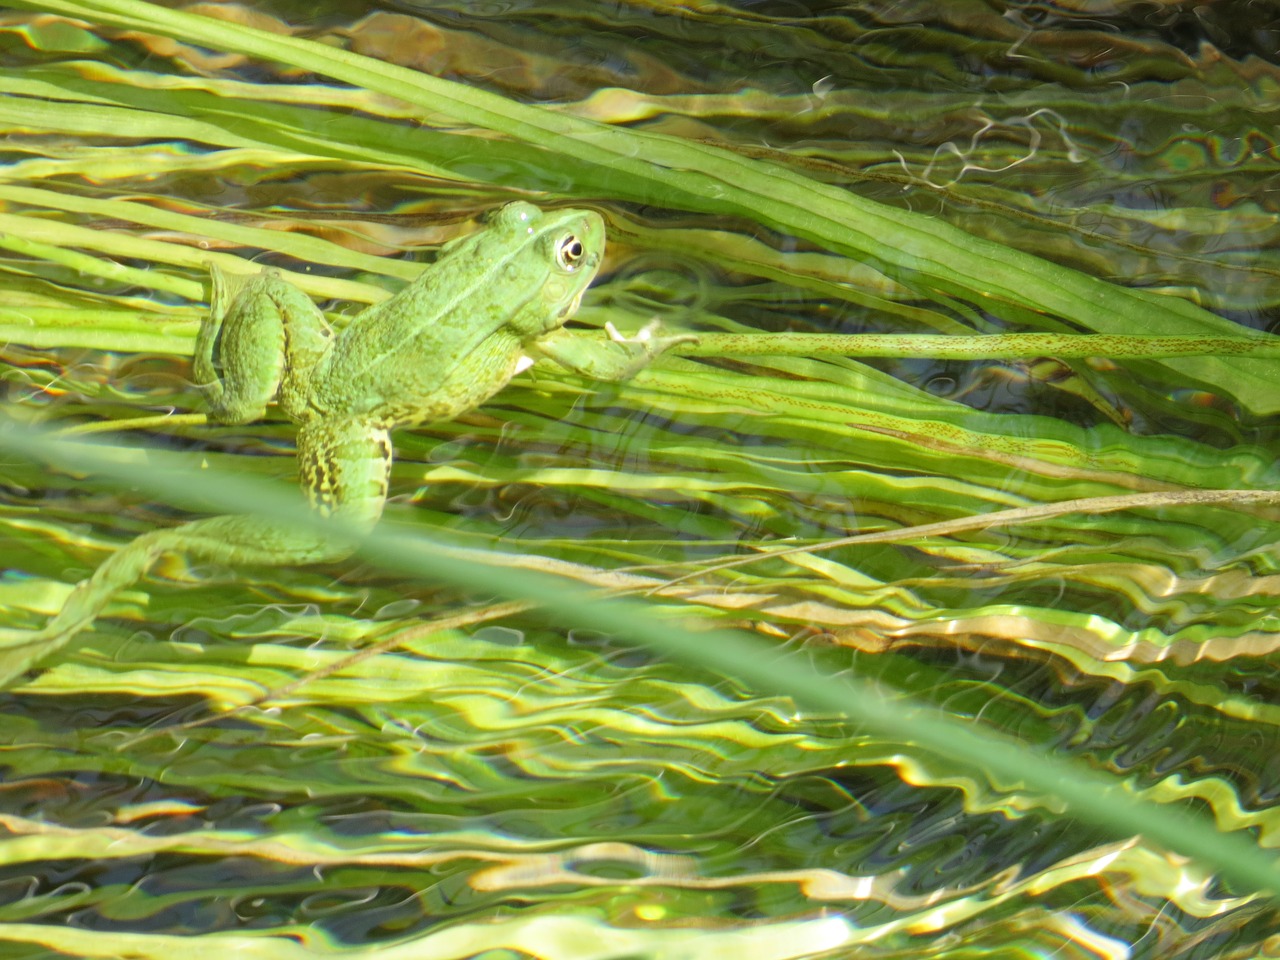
195,201,608,533
0,202,682,686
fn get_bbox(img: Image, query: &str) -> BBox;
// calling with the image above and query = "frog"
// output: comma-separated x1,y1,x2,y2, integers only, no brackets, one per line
0,201,688,687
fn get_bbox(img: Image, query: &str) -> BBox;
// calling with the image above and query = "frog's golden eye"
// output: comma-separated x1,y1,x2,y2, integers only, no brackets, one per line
556,233,586,271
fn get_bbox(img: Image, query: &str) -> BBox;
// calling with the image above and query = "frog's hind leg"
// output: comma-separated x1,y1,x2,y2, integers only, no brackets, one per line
0,514,356,688
194,265,333,425
0,420,394,689
296,418,394,531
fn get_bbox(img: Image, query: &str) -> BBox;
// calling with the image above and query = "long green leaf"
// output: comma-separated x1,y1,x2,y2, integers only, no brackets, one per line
14,0,1279,412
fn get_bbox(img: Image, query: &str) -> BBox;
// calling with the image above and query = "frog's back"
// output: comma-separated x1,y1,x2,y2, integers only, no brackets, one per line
306,202,604,428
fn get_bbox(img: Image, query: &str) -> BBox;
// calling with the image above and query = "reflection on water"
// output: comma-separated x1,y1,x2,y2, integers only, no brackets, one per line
1,1,1278,957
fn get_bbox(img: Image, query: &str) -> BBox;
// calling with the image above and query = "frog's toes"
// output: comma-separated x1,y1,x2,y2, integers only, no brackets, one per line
605,319,699,357
605,318,662,345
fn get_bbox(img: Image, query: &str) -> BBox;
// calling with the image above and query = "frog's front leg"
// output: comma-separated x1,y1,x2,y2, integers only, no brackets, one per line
194,265,334,424
532,321,697,381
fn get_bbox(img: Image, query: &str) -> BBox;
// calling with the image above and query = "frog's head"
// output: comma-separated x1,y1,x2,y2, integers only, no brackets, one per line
489,201,606,338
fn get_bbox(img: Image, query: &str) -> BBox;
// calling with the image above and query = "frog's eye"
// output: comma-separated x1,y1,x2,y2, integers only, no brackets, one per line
556,233,587,271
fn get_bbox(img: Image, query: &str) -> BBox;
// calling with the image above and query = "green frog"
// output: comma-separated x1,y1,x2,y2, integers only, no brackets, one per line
0,201,685,686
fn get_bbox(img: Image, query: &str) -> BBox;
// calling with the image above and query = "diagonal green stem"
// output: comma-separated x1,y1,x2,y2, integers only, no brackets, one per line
1,422,1277,900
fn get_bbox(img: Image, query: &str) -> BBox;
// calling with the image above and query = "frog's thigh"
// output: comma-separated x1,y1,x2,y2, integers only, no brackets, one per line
199,272,333,425
212,282,288,423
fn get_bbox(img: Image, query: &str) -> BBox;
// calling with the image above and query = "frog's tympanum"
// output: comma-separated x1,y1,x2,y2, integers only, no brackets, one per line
0,202,684,685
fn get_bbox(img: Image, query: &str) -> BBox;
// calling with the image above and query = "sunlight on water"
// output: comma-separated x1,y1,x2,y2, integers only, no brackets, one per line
1,1,1278,957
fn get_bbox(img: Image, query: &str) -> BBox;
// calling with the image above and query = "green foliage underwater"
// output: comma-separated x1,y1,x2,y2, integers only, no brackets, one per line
0,1,1279,957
